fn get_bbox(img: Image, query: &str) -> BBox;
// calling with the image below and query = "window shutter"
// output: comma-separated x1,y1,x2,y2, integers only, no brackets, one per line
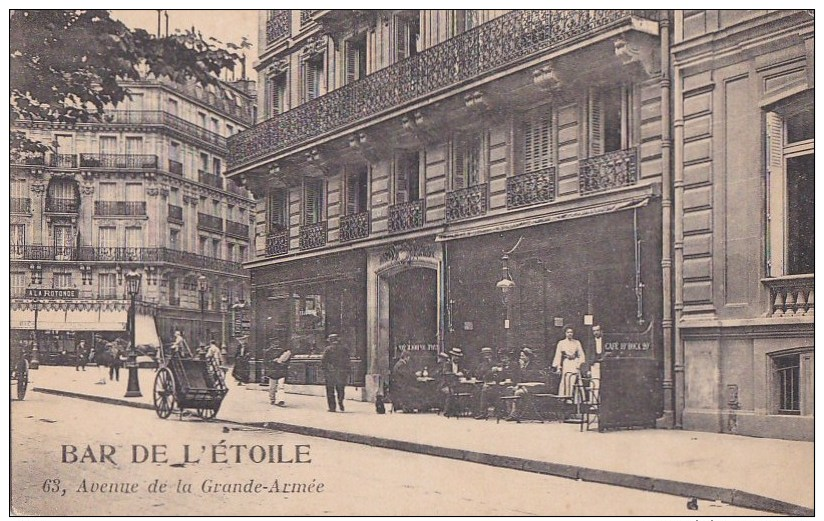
346,42,359,84
346,173,359,215
395,154,409,203
589,88,603,157
523,108,552,174
766,111,785,276
304,180,322,224
467,134,482,186
396,20,408,60
453,140,466,190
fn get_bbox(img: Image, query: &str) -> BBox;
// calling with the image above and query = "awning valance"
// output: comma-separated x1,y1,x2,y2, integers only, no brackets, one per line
11,308,127,332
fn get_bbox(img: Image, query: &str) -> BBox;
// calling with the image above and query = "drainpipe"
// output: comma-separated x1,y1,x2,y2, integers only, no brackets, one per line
658,10,676,427
671,11,686,429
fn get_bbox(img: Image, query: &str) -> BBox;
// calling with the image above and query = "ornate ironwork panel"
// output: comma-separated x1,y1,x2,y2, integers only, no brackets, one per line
45,197,79,213
579,148,638,195
389,200,425,233
199,170,224,189
230,10,656,170
340,211,370,242
79,154,158,169
506,168,556,209
94,201,147,216
266,230,289,257
267,10,291,44
446,184,488,222
300,221,327,250
168,204,184,224
51,154,78,168
226,220,250,239
300,10,316,26
197,213,224,233
168,159,184,176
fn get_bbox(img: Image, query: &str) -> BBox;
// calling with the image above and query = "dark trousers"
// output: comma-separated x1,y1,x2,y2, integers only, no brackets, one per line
325,384,345,411
109,364,120,381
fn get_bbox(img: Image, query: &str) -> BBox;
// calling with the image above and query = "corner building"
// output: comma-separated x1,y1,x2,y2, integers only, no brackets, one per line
11,76,256,363
230,10,670,410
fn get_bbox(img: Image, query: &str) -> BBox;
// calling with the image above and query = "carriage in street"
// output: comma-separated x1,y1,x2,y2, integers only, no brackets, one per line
152,345,228,420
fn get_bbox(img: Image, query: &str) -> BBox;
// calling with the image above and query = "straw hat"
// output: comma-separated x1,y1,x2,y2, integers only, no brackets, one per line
447,347,464,357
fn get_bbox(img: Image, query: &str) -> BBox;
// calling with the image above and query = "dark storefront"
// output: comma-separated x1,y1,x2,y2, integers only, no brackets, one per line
444,201,663,372
250,250,367,385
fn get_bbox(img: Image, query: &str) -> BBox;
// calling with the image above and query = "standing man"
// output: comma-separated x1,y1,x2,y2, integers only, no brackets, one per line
551,326,586,396
321,334,350,412
171,330,192,358
75,339,88,372
589,324,605,389
268,346,292,407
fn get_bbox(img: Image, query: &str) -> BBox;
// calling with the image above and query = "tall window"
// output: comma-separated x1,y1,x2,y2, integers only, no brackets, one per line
395,13,420,60
212,158,222,176
452,132,483,189
766,94,814,276
520,105,555,174
268,189,288,232
771,350,813,416
302,53,325,103
345,165,369,215
98,273,118,299
198,112,207,128
589,86,630,156
99,182,117,201
169,228,180,250
199,153,209,172
53,272,73,289
269,72,287,116
394,150,422,203
56,134,74,154
11,272,27,297
125,183,142,202
11,224,26,247
199,236,208,256
53,224,73,259
125,136,143,156
125,226,143,249
303,179,325,225
167,97,179,116
345,33,368,84
98,226,116,260
452,10,479,35
99,136,117,155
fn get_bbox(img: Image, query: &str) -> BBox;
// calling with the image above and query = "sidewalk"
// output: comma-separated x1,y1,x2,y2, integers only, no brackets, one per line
26,365,813,515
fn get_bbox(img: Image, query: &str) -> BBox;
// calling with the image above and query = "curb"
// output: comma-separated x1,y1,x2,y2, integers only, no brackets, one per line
31,387,814,516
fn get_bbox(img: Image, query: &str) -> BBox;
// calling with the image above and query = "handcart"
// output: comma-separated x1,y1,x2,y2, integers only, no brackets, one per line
153,346,228,420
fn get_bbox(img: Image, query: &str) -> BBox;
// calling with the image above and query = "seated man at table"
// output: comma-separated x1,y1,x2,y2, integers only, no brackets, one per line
390,350,424,412
503,347,549,421
473,347,502,419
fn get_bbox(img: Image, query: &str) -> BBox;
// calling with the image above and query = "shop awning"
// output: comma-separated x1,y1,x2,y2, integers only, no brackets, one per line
435,196,650,242
134,314,162,349
11,308,127,331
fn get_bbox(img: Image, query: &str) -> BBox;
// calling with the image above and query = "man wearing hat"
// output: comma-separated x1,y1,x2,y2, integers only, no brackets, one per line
321,334,350,412
503,347,549,421
473,347,502,419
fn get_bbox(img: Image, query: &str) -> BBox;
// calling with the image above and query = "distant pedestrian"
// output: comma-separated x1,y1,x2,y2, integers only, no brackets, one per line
108,341,123,382
268,347,292,407
321,334,350,412
170,330,192,358
75,339,88,372
206,339,222,364
93,342,112,385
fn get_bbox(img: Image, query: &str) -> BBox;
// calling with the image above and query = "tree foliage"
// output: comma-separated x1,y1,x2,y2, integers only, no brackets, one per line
10,10,249,156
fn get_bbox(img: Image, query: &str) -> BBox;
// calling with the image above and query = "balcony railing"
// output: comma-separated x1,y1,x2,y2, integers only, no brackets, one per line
579,148,638,195
168,204,184,224
389,199,425,233
94,201,147,216
168,159,184,176
300,221,327,250
266,10,291,43
226,219,250,239
340,211,370,242
169,296,181,307
199,169,224,189
79,153,158,169
198,213,224,233
506,167,556,209
10,197,31,214
45,197,79,213
229,10,657,170
446,183,488,222
763,275,814,318
102,111,228,148
50,154,78,168
265,230,290,257
10,245,247,275
17,153,46,166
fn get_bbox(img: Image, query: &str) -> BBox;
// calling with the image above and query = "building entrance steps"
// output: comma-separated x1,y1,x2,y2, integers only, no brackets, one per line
27,365,813,515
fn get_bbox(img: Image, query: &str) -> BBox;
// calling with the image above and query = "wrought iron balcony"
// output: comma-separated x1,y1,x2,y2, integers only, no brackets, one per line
266,10,291,44
507,167,556,209
300,221,327,250
226,219,250,239
169,296,181,307
79,153,158,169
763,275,814,318
45,197,79,213
229,10,658,170
159,247,246,275
446,184,488,222
197,213,224,233
265,230,290,257
103,110,228,148
12,152,46,166
579,148,638,195
10,197,31,214
94,201,147,216
198,169,224,189
50,154,78,168
168,159,184,176
389,199,425,233
168,204,184,224
340,211,370,242
299,9,317,26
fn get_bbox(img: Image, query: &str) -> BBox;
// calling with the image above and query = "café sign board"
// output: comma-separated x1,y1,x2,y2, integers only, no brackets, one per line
25,288,78,299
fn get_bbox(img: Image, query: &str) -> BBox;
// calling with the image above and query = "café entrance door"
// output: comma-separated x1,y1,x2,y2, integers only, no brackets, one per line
388,268,438,371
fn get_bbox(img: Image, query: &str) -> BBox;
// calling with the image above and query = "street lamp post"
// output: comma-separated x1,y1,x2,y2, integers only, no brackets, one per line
496,254,516,357
30,296,41,370
220,294,228,351
124,270,143,398
197,275,208,348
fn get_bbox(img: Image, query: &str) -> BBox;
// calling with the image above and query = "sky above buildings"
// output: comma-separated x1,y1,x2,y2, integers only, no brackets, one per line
111,10,258,81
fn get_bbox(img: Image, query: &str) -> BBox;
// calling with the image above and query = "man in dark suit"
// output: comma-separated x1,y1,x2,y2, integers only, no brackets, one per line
321,334,350,412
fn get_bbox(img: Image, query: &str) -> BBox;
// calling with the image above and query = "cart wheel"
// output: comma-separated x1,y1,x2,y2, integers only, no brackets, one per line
153,367,176,419
16,359,29,400
196,407,218,420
